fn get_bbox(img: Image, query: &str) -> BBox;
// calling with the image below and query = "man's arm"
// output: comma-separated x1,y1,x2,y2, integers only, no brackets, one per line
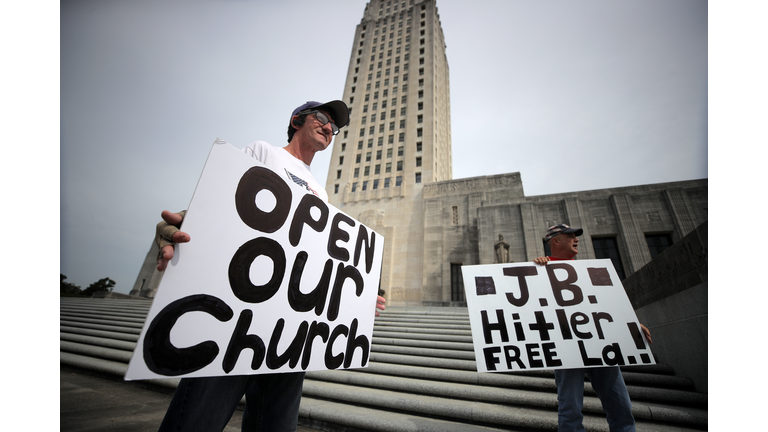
375,296,386,317
640,323,653,344
156,210,190,271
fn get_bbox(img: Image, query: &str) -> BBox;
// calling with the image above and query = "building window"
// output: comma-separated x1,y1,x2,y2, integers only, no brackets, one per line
334,184,339,194
375,164,381,175
351,182,358,192
384,178,391,188
593,237,626,280
354,167,360,177
336,170,342,179
398,146,404,156
417,128,423,137
416,157,421,167
398,132,405,142
373,179,379,189
376,150,382,160
364,166,370,176
386,162,392,173
452,206,459,225
339,156,344,165
646,233,673,259
450,263,465,302
396,175,402,186
416,142,422,152
362,180,368,191
415,172,421,183
366,152,372,162
356,154,361,163
397,160,403,171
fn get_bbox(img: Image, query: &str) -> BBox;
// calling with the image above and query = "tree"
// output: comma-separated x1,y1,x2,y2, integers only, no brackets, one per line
61,274,82,296
81,277,116,297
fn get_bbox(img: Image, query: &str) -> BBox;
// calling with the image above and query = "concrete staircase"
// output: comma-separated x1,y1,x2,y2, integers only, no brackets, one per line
60,298,707,431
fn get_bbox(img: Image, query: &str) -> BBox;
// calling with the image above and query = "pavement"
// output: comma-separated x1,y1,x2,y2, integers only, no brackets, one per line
60,366,321,432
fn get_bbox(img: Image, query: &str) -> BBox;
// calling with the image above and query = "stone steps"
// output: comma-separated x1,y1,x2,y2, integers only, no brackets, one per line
60,298,707,431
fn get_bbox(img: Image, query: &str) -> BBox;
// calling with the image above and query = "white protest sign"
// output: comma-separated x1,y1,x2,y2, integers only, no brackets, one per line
125,140,384,381
462,260,653,373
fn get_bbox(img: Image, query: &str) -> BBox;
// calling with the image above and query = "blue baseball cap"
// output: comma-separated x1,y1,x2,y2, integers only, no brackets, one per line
544,224,583,242
290,100,349,128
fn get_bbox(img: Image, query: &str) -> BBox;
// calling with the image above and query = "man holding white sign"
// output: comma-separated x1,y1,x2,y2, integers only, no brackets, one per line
153,100,386,432
534,224,651,432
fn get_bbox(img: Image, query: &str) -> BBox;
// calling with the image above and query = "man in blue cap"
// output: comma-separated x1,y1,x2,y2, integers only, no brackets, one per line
154,100,384,432
534,224,651,432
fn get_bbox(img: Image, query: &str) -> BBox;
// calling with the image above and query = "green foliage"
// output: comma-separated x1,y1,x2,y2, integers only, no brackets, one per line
61,275,117,297
81,277,116,297
60,274,82,296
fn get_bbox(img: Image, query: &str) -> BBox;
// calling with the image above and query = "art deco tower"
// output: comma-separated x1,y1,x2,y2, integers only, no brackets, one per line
325,0,451,305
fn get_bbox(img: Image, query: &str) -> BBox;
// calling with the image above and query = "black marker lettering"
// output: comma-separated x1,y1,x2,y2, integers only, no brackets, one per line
143,294,233,376
546,262,584,306
235,166,291,233
288,194,329,247
228,237,286,304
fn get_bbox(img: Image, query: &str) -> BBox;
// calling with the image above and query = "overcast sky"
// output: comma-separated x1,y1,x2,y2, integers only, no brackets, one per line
59,0,709,295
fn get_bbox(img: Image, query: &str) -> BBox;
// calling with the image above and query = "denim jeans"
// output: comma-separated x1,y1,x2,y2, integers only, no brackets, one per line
555,367,635,432
158,372,305,432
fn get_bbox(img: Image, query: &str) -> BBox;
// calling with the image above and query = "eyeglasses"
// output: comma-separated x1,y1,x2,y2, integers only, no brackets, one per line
302,110,340,135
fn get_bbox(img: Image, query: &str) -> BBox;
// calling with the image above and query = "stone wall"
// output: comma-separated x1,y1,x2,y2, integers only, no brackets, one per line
623,221,708,392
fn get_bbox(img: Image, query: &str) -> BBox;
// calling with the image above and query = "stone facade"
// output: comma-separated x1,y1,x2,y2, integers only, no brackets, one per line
421,173,708,306
129,239,162,298
623,222,708,392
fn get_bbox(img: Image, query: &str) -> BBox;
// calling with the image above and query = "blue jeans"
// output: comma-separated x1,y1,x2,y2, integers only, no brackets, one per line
158,372,305,432
555,367,635,432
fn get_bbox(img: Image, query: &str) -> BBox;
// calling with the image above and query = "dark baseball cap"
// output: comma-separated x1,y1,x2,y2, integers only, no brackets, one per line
290,100,349,129
544,224,583,242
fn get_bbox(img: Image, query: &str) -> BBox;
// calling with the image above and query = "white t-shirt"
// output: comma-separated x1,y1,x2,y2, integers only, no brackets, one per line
242,140,328,202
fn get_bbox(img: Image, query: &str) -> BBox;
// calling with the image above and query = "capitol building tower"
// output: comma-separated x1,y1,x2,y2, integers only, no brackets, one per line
326,0,452,305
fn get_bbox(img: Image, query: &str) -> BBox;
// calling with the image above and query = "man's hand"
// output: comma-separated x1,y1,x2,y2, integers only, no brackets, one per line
640,323,653,344
375,295,386,317
533,256,550,266
156,210,190,271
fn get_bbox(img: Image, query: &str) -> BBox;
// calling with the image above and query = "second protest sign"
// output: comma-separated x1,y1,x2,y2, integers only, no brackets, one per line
462,260,653,373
